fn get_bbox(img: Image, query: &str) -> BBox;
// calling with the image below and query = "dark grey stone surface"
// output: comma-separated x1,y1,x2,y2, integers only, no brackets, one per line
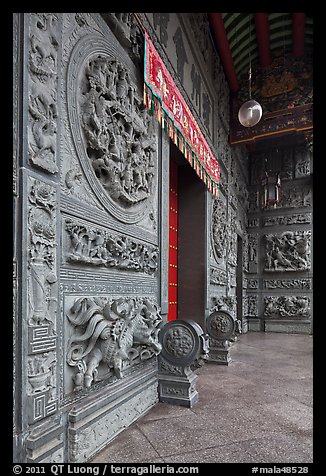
91,332,313,463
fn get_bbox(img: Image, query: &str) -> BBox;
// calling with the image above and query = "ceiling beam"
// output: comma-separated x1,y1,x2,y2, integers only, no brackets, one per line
254,13,272,67
209,12,239,94
292,13,305,57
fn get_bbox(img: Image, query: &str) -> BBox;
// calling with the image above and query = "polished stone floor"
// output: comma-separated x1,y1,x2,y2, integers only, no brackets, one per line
91,332,313,464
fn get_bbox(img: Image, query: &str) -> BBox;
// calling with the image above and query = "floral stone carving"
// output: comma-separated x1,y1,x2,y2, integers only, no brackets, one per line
66,296,162,390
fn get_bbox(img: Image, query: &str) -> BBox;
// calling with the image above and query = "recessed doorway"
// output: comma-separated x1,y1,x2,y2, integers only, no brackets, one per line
168,143,206,329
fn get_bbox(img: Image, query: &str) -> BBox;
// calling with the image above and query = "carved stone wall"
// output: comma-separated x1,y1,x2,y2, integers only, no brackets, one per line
14,12,311,465
246,141,313,333
14,12,163,464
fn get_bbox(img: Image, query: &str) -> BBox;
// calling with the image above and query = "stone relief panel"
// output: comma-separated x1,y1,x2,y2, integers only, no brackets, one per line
210,296,237,317
104,13,143,62
210,267,227,286
28,13,59,174
246,278,259,290
264,231,311,272
60,14,105,208
248,189,259,213
227,212,237,268
248,217,259,228
65,296,162,392
244,295,258,318
67,33,157,224
228,151,249,209
294,145,311,178
247,234,258,273
263,278,312,290
26,177,58,423
64,218,158,275
211,197,227,264
262,213,312,227
280,182,312,209
264,296,311,319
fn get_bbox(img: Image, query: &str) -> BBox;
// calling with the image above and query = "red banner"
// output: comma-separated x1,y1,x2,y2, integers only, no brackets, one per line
144,32,220,196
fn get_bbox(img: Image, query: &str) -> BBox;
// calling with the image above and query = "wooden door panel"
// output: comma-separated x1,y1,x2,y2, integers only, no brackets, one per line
168,159,178,321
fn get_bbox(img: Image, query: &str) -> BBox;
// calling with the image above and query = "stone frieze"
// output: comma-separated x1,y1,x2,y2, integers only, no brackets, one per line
65,218,158,275
264,295,311,319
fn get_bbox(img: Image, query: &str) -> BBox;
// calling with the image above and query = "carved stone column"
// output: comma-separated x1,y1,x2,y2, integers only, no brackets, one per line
206,309,237,365
158,320,208,407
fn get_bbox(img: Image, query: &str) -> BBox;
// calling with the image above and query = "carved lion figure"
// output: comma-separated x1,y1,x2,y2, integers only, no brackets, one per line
66,296,162,390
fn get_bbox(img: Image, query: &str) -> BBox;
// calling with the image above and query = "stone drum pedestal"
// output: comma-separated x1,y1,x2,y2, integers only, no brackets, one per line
206,309,237,365
158,319,208,408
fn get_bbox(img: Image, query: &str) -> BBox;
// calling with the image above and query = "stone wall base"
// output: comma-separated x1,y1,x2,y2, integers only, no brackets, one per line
263,319,312,334
68,362,158,462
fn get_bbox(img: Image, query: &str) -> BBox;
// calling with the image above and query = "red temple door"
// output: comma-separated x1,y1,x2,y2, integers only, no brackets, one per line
168,158,178,321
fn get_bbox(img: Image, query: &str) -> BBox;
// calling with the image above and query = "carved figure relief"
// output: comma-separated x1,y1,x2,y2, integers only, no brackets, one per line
65,219,158,275
244,295,258,317
28,13,59,174
67,36,157,223
80,56,156,206
66,297,162,390
264,231,311,271
247,234,258,273
281,184,312,209
264,296,310,319
210,296,237,317
227,220,237,268
211,198,227,262
112,14,143,60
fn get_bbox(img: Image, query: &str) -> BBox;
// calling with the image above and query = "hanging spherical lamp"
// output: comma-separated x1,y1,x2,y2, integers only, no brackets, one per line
237,16,263,128
238,99,263,127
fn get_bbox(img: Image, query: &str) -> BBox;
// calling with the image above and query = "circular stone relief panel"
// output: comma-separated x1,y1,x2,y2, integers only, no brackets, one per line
67,35,157,224
159,320,205,366
206,310,235,341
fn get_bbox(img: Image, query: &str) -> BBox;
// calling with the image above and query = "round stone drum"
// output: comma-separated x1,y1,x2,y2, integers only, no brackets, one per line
159,319,207,367
206,310,236,341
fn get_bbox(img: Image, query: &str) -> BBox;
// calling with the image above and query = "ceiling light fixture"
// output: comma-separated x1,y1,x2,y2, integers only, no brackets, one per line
238,14,263,127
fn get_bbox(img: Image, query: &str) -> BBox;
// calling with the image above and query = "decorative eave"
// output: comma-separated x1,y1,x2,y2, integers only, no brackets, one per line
229,103,313,145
